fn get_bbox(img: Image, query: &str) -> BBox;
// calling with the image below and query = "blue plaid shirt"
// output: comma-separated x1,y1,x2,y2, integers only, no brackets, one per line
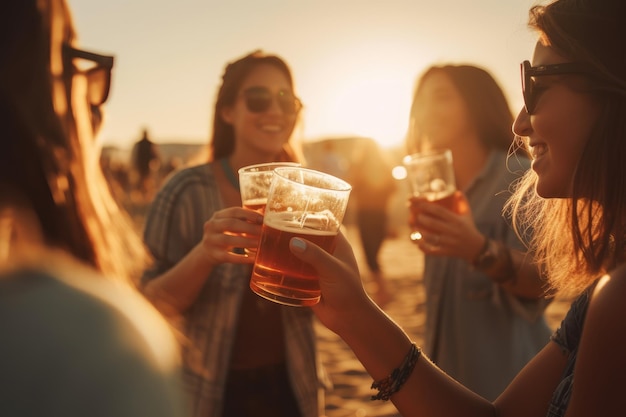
141,162,325,417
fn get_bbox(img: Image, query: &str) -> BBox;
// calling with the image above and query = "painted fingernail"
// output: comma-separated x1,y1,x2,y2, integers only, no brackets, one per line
290,238,307,252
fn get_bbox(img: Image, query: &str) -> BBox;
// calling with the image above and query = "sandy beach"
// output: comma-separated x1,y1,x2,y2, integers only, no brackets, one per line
319,225,570,417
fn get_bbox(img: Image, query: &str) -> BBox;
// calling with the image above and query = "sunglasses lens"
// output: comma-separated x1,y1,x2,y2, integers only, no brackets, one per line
244,88,272,113
278,95,300,115
86,67,111,106
243,87,300,115
521,62,534,114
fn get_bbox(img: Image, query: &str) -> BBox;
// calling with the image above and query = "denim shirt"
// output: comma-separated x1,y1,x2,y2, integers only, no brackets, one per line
546,285,593,416
422,150,552,400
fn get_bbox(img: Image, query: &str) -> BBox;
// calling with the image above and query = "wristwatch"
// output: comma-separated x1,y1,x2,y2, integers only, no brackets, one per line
472,238,498,271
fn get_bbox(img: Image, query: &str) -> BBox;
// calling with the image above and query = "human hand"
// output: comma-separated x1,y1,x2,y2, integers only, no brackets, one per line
288,232,374,334
410,191,484,263
200,207,263,265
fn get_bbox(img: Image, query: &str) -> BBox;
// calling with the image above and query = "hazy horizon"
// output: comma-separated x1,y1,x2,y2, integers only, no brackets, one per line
72,0,538,150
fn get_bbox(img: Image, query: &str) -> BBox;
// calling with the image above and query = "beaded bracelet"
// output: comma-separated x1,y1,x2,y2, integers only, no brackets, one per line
371,343,421,401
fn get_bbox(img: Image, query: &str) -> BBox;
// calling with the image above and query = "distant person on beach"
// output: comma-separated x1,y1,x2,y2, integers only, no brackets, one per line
285,0,626,415
318,140,348,179
140,50,325,417
0,1,185,416
131,127,160,198
406,64,552,400
347,138,395,307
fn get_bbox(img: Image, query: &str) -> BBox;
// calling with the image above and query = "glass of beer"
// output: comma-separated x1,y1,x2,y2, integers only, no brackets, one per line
238,162,301,255
403,149,457,242
250,167,351,307
238,162,302,214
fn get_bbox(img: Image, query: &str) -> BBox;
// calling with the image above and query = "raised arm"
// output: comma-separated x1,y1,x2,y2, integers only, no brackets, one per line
141,181,262,317
412,191,547,300
289,233,566,417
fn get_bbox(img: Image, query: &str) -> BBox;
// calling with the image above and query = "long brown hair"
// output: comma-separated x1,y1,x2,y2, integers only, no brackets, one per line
507,0,626,295
408,64,515,155
209,49,301,162
0,0,146,282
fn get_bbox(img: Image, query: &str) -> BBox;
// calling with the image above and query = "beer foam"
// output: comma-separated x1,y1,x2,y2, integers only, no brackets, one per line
264,212,338,236
243,197,267,206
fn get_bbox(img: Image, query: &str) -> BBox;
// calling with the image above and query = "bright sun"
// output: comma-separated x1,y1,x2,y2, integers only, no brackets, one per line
301,64,416,150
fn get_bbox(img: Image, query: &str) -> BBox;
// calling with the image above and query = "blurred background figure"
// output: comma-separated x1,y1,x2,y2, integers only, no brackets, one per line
407,64,551,400
131,127,160,202
347,139,396,306
140,50,325,417
318,140,349,179
0,1,185,416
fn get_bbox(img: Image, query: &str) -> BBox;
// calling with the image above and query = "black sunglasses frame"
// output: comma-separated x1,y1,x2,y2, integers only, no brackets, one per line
63,45,115,106
521,60,596,115
242,86,302,115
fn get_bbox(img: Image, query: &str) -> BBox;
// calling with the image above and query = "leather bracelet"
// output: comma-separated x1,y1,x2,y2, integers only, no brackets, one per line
371,343,421,401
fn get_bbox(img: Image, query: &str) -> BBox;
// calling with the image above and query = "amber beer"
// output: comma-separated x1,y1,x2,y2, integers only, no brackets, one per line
403,149,457,242
251,213,338,307
240,198,267,255
239,163,301,255
408,188,459,241
249,166,351,306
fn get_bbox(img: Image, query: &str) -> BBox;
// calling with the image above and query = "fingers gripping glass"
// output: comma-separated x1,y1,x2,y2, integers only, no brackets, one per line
520,60,594,115
64,45,115,106
242,87,302,115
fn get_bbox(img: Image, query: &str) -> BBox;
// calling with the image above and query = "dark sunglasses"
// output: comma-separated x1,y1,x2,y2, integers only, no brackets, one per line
64,45,115,106
242,86,302,115
520,60,596,115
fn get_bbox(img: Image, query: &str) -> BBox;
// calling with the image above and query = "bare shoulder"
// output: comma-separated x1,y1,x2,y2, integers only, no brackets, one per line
565,265,626,415
591,263,626,317
584,264,626,346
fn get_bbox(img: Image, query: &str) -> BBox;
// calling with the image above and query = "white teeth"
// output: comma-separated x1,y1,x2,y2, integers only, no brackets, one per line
260,125,281,132
530,144,547,159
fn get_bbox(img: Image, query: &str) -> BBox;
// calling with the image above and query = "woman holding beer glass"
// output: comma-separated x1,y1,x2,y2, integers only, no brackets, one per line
141,50,324,417
406,64,551,400
288,0,626,414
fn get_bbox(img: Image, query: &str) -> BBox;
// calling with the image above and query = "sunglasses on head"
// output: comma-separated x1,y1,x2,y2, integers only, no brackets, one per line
241,86,302,115
520,60,596,115
64,45,115,106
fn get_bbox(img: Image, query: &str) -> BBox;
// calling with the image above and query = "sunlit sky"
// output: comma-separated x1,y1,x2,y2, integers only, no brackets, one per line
70,0,538,150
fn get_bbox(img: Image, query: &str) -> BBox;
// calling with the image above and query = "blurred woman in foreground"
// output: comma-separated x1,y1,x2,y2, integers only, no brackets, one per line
0,1,184,416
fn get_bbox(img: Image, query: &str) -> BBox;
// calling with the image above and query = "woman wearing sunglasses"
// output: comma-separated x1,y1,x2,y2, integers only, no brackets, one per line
407,64,551,401
0,1,185,416
285,0,626,415
141,50,324,417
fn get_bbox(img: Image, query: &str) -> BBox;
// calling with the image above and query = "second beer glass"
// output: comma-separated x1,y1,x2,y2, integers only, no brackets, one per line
239,162,301,255
250,167,351,306
238,162,302,213
404,149,457,242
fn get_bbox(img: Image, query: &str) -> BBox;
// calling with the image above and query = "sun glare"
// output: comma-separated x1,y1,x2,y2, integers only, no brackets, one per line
302,65,415,150
333,76,411,148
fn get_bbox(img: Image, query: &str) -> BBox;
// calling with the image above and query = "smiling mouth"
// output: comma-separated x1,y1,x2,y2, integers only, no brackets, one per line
529,143,547,159
259,124,283,133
